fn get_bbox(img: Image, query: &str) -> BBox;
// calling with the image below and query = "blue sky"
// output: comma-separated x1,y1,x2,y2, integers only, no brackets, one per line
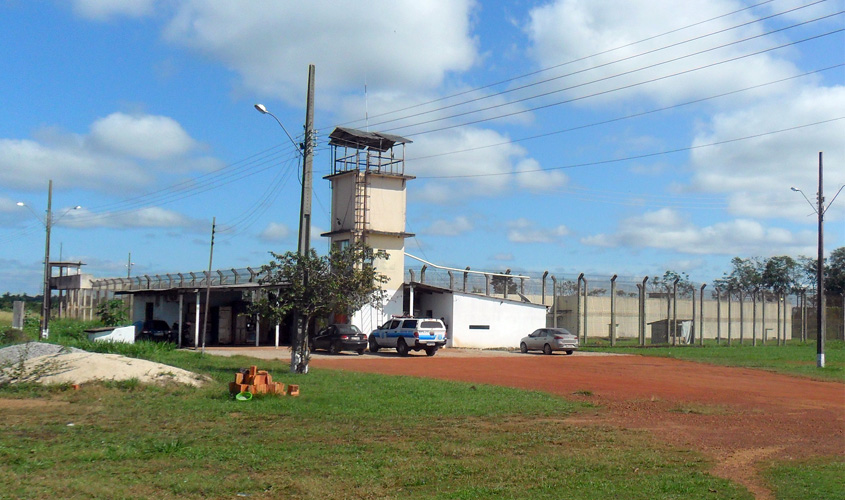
1,0,843,294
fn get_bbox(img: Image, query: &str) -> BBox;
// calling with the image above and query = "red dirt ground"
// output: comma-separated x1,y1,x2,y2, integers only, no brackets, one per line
308,351,845,500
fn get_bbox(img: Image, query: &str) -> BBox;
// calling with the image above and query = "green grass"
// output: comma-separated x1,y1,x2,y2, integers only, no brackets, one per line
0,362,751,500
0,310,11,328
2,320,839,499
583,339,845,382
763,458,845,500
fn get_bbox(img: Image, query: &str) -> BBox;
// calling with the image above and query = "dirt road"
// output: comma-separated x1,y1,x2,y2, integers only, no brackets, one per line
207,347,844,498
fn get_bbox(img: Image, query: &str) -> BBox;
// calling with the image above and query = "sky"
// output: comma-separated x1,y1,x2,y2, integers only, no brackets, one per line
0,0,843,295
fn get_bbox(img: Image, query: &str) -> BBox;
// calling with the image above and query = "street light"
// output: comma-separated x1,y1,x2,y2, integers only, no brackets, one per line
17,180,80,339
253,65,315,373
790,152,843,368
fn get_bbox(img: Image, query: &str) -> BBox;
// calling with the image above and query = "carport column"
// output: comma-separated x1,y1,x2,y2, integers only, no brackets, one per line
275,324,280,349
409,283,415,316
194,290,201,348
255,313,260,347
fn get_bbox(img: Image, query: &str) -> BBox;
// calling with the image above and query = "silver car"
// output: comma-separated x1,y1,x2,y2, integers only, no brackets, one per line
520,328,579,355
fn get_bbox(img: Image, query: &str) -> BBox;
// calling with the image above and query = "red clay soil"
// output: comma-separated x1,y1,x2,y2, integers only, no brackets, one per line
312,353,845,500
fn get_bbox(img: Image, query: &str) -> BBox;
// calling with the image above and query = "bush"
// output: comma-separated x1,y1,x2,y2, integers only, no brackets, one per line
0,327,29,345
96,299,129,326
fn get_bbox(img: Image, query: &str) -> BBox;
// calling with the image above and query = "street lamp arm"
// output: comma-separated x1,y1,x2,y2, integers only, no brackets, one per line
16,202,45,226
790,187,818,214
254,104,301,155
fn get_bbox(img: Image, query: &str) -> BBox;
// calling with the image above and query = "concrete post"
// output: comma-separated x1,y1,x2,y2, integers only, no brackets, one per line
610,275,617,346
699,284,706,345
551,275,558,328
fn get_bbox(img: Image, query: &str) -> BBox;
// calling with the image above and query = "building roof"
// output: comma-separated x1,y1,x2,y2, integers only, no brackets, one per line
329,127,412,153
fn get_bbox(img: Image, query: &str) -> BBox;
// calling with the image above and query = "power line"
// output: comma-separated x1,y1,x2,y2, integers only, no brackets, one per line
415,117,845,179
364,0,833,130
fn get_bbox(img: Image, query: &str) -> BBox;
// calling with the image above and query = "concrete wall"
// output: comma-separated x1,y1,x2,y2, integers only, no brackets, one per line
448,293,547,349
366,174,408,234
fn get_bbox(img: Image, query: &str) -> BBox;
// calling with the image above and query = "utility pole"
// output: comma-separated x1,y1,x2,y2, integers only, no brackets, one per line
126,252,133,278
41,180,53,339
816,152,825,368
201,217,216,354
291,64,315,374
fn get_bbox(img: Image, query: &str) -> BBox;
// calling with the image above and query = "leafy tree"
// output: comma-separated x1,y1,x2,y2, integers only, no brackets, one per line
252,242,389,373
761,255,801,295
491,271,517,295
651,270,694,298
587,288,608,296
718,257,763,299
827,247,845,295
555,279,577,296
95,298,129,326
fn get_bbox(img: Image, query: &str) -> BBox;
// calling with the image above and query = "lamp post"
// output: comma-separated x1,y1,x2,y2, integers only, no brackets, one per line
17,180,80,339
254,64,315,373
791,152,844,368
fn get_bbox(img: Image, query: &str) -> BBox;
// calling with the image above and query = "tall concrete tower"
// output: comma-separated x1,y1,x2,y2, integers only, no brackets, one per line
322,127,414,329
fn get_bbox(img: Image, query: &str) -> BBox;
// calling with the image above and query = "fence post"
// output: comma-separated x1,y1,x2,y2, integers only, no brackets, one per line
727,287,733,346
576,273,584,343
610,274,617,346
542,271,549,307
716,289,721,344
448,270,454,290
641,276,649,346
777,293,782,346
739,291,745,345
752,288,758,346
762,289,767,345
551,275,558,328
672,277,679,345
463,267,469,293
700,284,706,346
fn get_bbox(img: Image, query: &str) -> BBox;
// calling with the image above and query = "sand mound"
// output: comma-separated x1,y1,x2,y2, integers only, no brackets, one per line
1,350,209,387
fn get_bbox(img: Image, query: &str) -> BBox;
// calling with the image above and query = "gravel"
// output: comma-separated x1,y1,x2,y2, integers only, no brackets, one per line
0,342,86,366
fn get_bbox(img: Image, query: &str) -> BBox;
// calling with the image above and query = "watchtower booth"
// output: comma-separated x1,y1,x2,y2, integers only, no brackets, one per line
322,127,415,310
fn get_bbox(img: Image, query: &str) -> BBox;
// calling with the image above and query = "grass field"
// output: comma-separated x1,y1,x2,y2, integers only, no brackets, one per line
1,320,842,499
582,339,845,382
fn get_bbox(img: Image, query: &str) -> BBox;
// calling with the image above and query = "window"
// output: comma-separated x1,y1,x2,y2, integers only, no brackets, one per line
468,325,490,330
402,320,418,329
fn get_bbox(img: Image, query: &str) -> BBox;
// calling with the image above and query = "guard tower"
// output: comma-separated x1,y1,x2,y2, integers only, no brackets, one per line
322,127,415,321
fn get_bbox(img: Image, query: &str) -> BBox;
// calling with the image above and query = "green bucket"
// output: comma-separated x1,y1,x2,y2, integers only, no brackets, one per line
235,391,253,401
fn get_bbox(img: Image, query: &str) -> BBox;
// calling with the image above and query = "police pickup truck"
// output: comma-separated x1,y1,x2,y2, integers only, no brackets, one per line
368,317,447,356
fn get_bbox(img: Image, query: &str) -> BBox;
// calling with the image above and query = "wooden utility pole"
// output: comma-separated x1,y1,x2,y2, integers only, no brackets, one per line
201,217,215,354
816,152,825,368
291,64,316,374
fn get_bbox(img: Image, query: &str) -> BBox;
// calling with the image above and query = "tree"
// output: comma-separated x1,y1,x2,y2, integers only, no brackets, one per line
761,255,801,295
96,298,129,326
251,242,389,374
651,270,694,298
491,271,517,295
826,247,845,295
718,257,763,299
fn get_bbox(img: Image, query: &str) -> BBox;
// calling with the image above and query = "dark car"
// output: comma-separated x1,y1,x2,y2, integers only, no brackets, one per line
311,324,367,355
137,320,177,342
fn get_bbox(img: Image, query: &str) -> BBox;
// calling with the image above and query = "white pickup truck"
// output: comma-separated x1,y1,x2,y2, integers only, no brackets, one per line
368,317,447,356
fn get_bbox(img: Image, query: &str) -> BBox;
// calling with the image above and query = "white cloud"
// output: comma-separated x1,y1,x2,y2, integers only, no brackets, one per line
89,113,198,160
423,215,474,236
688,85,845,222
524,0,801,107
409,128,544,200
0,112,215,191
259,222,291,242
582,208,816,255
72,0,156,21
514,158,568,191
61,207,199,229
163,0,479,104
507,218,569,243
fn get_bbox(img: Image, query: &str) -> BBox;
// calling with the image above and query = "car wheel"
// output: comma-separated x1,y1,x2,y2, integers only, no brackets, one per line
425,346,437,357
543,344,553,355
520,342,528,353
368,336,380,353
396,338,409,356
566,350,574,355
357,348,365,355
329,342,341,355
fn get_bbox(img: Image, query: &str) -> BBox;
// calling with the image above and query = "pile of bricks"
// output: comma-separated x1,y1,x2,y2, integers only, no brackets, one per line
228,365,300,397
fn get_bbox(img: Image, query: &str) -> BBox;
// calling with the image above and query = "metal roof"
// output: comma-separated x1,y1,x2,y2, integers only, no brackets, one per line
328,127,412,152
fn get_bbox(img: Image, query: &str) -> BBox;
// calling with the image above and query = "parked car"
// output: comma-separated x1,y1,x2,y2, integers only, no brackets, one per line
519,327,578,355
311,324,367,355
136,319,177,343
369,317,447,356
